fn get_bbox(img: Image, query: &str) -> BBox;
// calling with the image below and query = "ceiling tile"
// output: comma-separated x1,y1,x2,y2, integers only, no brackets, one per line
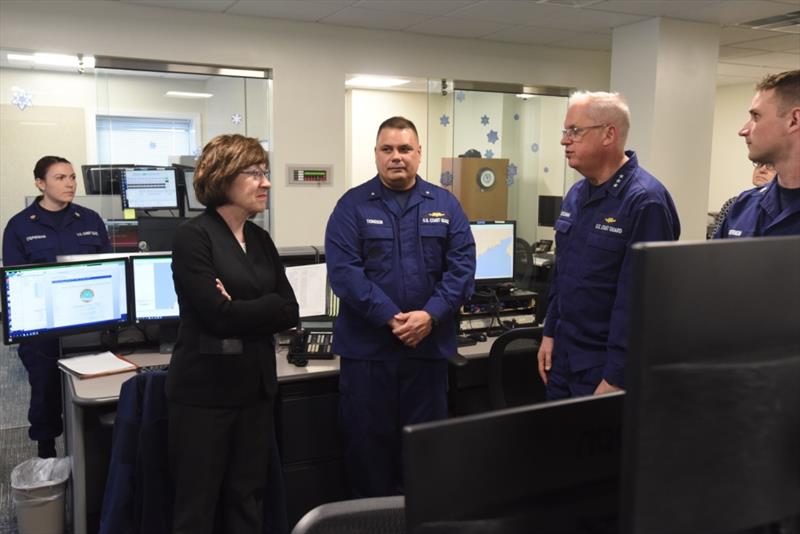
406,15,516,39
320,6,431,30
670,0,798,26
352,0,476,16
453,1,569,26
227,0,356,20
587,0,719,17
550,32,613,50
724,51,800,68
479,25,576,46
544,7,645,32
741,33,800,52
719,46,775,59
719,26,785,45
122,0,236,12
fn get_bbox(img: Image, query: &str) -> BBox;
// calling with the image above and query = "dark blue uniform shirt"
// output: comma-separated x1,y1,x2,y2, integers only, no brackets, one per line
543,151,680,388
713,177,800,239
3,200,110,266
325,176,476,361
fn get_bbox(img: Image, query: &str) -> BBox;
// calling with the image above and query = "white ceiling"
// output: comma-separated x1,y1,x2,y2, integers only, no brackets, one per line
117,0,799,85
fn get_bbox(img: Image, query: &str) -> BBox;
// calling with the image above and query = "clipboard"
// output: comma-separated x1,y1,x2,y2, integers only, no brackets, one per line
58,351,137,379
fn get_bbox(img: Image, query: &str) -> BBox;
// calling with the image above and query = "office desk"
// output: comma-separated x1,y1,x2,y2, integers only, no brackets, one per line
61,342,495,533
61,348,341,533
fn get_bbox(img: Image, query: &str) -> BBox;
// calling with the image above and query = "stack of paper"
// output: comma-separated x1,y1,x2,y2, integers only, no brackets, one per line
58,351,137,379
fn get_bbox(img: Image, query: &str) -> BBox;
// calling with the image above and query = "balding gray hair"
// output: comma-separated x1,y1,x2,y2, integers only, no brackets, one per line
569,91,631,144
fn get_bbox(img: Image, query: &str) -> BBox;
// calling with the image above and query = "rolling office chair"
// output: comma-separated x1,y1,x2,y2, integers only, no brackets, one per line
290,496,405,534
487,326,546,410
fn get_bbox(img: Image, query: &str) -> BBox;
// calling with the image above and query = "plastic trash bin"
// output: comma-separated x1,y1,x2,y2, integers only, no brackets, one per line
11,457,70,534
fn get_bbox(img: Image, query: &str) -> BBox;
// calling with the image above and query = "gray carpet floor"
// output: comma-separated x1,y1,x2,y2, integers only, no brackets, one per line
0,343,64,534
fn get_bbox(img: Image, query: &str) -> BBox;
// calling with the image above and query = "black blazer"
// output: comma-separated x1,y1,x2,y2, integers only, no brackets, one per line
166,210,299,407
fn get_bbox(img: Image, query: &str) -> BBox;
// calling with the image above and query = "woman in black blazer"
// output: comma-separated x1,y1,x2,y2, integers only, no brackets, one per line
167,134,299,534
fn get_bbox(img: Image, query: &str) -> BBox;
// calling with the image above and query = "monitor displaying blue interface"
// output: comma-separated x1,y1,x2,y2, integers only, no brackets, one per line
120,167,179,210
470,220,516,284
1,258,129,344
131,254,179,323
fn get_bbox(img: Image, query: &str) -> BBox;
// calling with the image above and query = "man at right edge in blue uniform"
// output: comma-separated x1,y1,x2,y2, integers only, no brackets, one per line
538,91,680,399
714,70,800,239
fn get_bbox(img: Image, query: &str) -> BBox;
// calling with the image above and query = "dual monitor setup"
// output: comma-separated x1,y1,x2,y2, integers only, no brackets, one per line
81,164,205,213
1,254,179,351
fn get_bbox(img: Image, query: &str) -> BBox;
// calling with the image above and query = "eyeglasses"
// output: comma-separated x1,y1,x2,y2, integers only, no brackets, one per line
560,124,607,140
240,168,270,180
751,161,774,170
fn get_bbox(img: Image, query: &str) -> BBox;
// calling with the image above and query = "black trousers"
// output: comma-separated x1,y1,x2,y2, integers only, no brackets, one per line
18,338,62,441
168,398,272,534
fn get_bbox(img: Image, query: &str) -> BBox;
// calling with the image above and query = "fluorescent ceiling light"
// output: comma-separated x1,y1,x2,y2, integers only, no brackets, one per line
346,75,410,88
165,91,214,99
7,52,95,69
218,68,266,78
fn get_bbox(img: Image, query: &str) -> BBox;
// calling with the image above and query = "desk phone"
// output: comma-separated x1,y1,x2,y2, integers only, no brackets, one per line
288,329,334,365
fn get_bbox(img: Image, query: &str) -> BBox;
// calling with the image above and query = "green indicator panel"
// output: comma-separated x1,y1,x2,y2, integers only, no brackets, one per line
287,164,333,186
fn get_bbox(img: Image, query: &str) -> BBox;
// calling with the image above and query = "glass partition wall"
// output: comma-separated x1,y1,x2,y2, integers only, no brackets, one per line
0,51,272,258
426,80,572,247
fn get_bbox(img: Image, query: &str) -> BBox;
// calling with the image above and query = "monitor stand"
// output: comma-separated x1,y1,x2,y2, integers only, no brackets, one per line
158,323,179,354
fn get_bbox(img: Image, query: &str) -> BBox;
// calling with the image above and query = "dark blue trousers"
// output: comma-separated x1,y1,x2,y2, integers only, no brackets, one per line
18,338,62,441
545,345,604,400
338,357,448,498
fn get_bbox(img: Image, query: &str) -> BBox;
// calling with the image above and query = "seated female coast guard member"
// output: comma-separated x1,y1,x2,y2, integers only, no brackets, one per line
2,155,110,458
167,134,299,534
714,70,800,239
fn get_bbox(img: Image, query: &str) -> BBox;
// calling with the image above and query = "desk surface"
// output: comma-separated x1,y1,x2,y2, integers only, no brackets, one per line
65,347,340,406
64,340,494,406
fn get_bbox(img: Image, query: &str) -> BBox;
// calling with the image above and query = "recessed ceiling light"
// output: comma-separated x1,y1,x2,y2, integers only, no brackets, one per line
346,75,410,88
7,52,94,69
165,91,214,99
516,94,536,100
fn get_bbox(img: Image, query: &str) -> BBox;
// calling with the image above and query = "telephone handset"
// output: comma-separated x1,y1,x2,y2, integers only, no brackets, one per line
287,329,334,367
534,239,553,254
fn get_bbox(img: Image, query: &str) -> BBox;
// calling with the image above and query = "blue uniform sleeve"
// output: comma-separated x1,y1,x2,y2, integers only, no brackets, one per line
2,219,29,266
325,198,402,327
605,201,679,387
422,198,475,322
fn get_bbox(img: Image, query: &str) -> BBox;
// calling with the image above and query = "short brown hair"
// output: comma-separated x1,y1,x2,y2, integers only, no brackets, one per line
194,134,268,208
376,116,418,142
34,155,71,180
756,70,800,116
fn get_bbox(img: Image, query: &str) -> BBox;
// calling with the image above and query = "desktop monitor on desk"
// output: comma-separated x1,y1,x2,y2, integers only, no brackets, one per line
130,254,179,353
120,167,179,211
623,236,800,534
470,220,515,286
105,219,139,252
81,164,134,195
1,258,130,344
404,392,623,534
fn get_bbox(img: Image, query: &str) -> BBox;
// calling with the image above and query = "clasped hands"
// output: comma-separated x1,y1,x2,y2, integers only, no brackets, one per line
389,310,433,348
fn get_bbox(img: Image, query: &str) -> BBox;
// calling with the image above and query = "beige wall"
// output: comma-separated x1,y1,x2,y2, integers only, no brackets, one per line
0,0,610,247
708,83,758,212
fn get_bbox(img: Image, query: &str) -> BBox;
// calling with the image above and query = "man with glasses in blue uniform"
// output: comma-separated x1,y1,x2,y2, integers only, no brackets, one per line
714,70,800,239
325,116,475,497
537,92,680,399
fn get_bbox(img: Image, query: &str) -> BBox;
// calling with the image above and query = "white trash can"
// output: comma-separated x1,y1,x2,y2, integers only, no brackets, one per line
11,457,70,534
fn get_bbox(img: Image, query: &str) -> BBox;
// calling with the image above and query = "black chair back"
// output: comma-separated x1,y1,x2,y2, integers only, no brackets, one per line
487,326,545,410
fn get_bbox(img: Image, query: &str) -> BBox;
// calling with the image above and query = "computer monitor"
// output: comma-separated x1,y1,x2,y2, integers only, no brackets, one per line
403,392,623,533
173,165,205,212
104,219,139,252
130,254,179,353
1,257,130,344
137,217,190,252
81,164,134,195
120,167,179,210
470,220,515,285
538,195,562,227
622,236,800,534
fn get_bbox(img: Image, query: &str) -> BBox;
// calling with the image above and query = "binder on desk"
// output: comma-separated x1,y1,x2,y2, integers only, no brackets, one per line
58,351,137,379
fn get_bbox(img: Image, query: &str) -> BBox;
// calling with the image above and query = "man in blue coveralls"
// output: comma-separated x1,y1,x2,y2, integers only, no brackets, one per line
325,116,476,497
714,70,800,239
537,92,680,399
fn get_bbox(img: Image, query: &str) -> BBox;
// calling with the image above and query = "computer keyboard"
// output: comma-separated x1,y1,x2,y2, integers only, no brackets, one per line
136,363,169,373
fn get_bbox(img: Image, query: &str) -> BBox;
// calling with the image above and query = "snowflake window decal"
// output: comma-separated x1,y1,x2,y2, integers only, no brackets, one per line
487,130,499,144
455,91,466,103
506,163,518,186
484,149,494,159
440,170,453,186
11,87,33,111
440,114,450,127
231,113,243,125
480,115,490,126
531,143,540,153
